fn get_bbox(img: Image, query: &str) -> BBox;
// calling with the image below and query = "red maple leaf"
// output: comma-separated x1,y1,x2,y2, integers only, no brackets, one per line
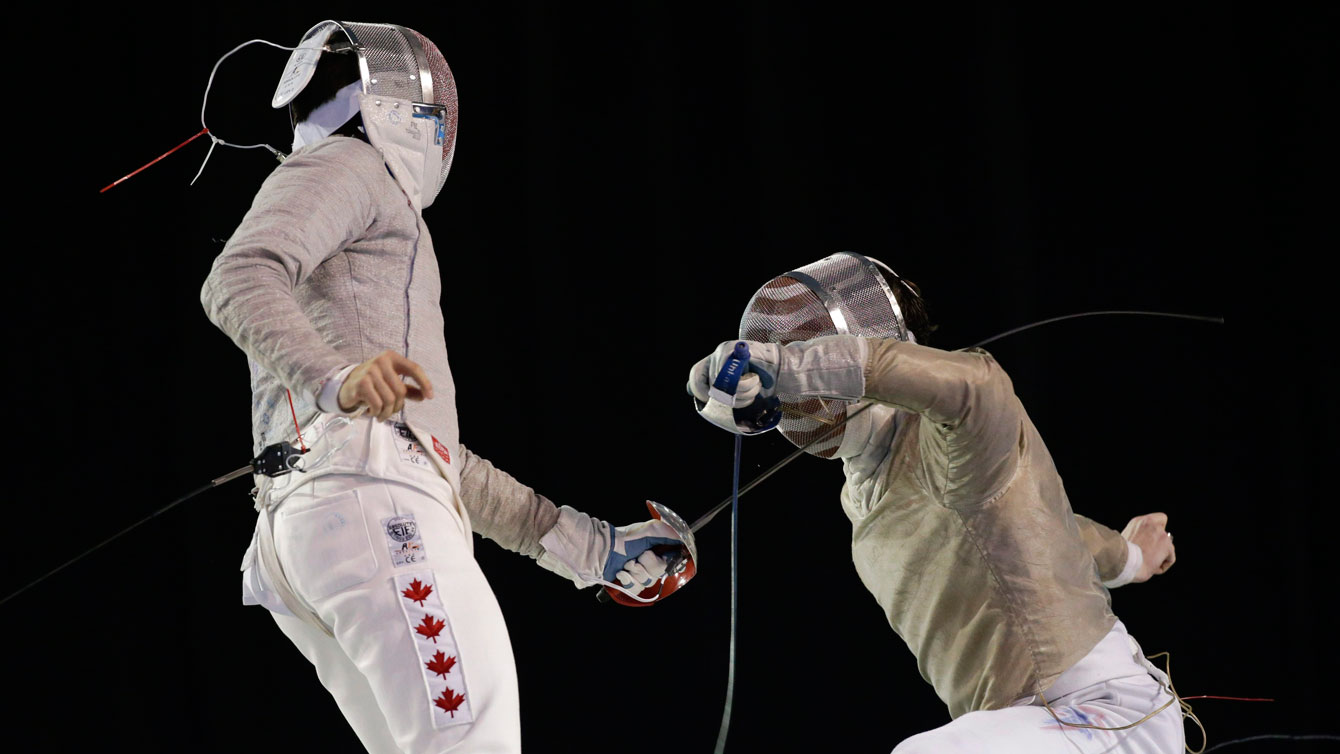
401,579,434,606
426,651,457,678
435,686,467,717
416,614,446,643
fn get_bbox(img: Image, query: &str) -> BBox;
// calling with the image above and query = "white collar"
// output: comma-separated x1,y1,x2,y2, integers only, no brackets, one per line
838,402,899,481
292,80,364,151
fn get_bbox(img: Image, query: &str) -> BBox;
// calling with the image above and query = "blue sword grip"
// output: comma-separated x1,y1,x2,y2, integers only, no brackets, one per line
712,342,752,396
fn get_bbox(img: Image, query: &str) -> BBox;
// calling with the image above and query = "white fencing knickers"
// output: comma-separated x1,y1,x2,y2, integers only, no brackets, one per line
892,621,1184,754
243,417,521,753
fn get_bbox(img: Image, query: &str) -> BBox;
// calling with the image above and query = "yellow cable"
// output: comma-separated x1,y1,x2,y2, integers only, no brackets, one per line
1038,651,1207,754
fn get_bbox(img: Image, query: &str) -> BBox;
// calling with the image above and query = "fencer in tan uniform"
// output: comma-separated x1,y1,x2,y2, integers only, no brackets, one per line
689,252,1182,753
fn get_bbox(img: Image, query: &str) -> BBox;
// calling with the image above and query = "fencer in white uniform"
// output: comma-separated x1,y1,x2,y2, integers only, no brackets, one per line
201,21,685,754
688,252,1184,753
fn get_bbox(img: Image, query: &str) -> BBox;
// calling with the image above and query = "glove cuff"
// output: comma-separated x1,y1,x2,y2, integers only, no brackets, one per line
776,335,868,400
537,506,611,588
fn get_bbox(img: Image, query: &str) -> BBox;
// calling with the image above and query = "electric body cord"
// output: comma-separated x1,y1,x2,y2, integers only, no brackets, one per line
1041,654,1339,753
711,435,742,754
1038,651,1207,753
0,390,320,608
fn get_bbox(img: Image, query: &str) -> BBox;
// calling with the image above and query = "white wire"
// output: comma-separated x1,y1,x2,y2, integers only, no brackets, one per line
190,38,299,185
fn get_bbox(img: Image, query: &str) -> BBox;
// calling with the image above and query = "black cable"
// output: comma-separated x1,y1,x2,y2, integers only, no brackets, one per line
969,310,1224,350
1203,734,1340,752
712,434,743,754
0,465,252,607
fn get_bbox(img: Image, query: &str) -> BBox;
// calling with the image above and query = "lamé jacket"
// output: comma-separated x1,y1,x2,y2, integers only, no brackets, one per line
200,136,559,557
840,339,1130,719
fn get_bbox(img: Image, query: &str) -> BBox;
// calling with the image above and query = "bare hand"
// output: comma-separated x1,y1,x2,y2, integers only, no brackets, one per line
1121,512,1176,583
337,350,434,421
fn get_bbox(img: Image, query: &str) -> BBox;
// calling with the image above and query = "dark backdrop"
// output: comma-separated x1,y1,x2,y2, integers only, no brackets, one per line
5,3,1331,752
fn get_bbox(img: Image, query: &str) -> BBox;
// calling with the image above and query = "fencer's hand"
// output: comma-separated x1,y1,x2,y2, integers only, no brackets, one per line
338,350,435,421
1121,512,1176,583
687,340,780,407
614,550,670,590
604,518,686,592
687,337,867,412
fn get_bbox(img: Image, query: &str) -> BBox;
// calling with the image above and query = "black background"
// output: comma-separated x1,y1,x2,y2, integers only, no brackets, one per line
5,3,1332,752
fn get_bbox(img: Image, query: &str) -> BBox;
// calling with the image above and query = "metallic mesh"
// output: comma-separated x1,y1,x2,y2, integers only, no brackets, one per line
339,23,458,201
739,252,905,457
409,29,458,199
345,23,425,103
274,21,459,203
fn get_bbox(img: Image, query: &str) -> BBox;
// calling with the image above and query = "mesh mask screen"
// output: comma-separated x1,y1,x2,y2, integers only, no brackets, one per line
738,253,907,457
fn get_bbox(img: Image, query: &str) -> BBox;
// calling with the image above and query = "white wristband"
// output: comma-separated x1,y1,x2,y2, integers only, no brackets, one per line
316,364,359,414
1103,539,1143,589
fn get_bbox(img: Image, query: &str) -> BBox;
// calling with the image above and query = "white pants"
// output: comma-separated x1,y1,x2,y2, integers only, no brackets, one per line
262,470,521,753
893,622,1184,754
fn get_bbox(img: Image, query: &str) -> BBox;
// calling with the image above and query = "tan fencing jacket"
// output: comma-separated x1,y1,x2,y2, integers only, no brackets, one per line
840,339,1128,718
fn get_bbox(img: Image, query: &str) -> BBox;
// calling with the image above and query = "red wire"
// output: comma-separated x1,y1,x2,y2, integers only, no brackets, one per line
1181,695,1275,702
99,128,210,193
286,389,307,452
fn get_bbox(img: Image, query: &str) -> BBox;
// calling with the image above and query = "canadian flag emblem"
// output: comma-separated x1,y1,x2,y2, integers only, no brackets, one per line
394,571,473,728
432,436,451,465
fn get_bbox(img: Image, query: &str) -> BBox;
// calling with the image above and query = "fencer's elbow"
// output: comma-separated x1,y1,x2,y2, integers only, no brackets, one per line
199,274,223,325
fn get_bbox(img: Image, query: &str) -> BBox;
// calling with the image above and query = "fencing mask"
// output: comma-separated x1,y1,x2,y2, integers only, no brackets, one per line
272,21,458,212
739,251,918,458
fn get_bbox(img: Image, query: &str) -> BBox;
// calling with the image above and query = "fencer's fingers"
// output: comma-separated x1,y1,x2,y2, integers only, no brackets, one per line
365,371,398,420
1147,512,1169,528
635,549,668,579
687,356,712,403
391,354,435,399
383,373,408,413
622,560,655,586
614,571,635,588
374,360,409,400
616,562,653,586
357,379,384,416
735,372,761,407
374,378,398,421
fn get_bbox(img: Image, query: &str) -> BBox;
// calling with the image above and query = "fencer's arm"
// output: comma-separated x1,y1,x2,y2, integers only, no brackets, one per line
457,445,561,559
860,338,1020,431
200,140,378,403
456,446,684,591
860,338,1023,506
1072,514,1140,587
700,336,1021,505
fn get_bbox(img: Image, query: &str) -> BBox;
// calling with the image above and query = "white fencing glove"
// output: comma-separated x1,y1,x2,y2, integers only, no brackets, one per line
537,506,686,591
687,336,869,409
